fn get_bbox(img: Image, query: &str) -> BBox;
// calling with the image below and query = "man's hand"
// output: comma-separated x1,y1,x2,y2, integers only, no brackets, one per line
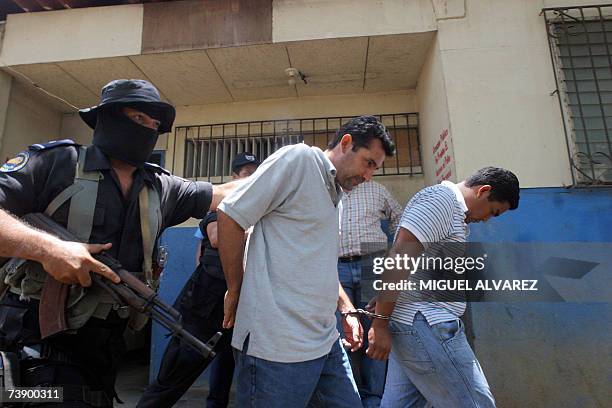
41,240,120,287
223,290,240,329
366,319,392,360
341,314,363,352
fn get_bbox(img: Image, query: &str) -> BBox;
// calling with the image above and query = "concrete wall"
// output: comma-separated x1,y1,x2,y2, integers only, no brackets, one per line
431,0,579,187
0,5,143,65
0,82,62,160
0,70,12,157
417,34,456,186
272,0,437,42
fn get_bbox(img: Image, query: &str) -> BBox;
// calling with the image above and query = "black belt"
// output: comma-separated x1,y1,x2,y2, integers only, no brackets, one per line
338,250,387,263
338,255,362,263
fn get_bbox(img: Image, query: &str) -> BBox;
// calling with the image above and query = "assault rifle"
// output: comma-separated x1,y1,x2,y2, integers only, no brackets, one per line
23,213,220,359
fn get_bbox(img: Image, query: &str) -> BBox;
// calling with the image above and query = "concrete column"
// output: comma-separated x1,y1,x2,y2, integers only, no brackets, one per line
0,70,13,160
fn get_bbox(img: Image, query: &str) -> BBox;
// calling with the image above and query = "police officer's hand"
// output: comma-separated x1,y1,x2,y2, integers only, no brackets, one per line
366,319,392,361
223,290,239,329
342,313,363,352
41,240,120,287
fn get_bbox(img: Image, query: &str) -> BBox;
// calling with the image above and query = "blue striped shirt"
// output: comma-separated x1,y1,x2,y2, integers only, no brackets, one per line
391,181,470,326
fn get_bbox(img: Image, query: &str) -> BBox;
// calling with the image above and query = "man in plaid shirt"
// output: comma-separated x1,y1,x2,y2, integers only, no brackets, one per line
338,180,402,408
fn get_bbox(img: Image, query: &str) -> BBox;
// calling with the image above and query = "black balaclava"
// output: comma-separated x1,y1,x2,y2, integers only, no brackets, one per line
92,105,159,167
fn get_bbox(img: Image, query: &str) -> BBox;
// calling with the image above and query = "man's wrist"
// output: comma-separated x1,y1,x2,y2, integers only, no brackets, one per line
226,287,241,296
25,232,60,265
372,317,390,328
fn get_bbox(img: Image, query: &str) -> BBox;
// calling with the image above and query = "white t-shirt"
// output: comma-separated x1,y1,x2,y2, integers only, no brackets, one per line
219,144,343,362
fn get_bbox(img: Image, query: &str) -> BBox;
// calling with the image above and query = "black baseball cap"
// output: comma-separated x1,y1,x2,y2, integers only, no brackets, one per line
79,79,176,133
232,152,260,173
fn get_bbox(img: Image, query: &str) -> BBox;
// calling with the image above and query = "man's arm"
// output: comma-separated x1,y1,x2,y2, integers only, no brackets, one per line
337,284,363,352
206,222,218,248
209,179,247,211
367,227,423,360
0,208,119,286
217,210,247,329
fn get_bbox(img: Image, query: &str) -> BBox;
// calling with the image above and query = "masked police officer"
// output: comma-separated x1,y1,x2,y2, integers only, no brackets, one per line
137,152,260,408
0,79,238,407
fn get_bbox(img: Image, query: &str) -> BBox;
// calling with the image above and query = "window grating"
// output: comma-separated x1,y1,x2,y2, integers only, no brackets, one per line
543,5,612,184
172,114,421,183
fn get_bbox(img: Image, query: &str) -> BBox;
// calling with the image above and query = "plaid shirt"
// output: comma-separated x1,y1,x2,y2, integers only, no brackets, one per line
339,180,402,257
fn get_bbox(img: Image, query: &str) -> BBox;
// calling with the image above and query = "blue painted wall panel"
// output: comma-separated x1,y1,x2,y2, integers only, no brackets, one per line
467,187,612,407
149,227,204,383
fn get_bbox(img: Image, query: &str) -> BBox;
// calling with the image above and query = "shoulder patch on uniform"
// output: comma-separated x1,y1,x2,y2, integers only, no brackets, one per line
29,139,77,151
0,151,30,173
144,162,171,175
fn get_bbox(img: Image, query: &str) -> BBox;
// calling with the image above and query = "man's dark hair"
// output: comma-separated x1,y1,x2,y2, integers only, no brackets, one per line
465,167,520,210
328,115,395,156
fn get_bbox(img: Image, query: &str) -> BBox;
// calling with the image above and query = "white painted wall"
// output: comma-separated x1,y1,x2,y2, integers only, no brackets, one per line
60,113,93,146
432,0,574,187
174,90,417,127
417,35,455,186
273,0,437,42
1,82,62,161
0,5,143,66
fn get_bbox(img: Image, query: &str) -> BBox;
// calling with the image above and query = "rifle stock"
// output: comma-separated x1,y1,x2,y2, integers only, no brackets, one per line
24,213,220,359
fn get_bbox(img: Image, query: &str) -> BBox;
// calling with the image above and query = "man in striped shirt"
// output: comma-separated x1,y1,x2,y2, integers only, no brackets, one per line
367,167,520,408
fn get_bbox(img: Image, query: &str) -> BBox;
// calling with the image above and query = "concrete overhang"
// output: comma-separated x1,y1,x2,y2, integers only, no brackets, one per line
2,31,436,113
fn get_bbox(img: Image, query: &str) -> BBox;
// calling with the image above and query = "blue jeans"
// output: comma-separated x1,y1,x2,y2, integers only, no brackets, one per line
337,260,387,408
234,337,360,407
381,313,496,408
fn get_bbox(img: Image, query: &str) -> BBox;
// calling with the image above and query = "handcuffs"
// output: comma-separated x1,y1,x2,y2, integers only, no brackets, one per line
342,308,390,320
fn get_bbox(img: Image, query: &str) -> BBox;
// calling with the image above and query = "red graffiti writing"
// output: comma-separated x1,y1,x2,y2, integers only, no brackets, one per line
432,128,453,182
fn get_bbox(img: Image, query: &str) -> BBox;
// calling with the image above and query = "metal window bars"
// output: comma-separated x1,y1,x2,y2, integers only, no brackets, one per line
543,4,612,184
172,113,421,183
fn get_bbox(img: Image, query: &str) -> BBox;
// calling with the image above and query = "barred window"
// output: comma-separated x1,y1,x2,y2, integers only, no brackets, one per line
544,5,612,184
173,114,421,183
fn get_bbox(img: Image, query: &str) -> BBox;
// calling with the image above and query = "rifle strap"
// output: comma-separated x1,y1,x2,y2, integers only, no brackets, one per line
139,187,153,288
40,146,98,339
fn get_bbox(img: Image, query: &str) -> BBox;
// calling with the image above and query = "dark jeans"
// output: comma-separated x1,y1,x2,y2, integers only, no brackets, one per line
137,266,233,408
0,291,126,407
337,260,387,408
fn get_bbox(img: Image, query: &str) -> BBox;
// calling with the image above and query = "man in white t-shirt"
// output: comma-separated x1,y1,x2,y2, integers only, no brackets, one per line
217,116,396,407
368,167,520,408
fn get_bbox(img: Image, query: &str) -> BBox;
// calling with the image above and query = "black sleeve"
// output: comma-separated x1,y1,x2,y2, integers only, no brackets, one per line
158,176,213,228
199,211,218,238
0,148,75,217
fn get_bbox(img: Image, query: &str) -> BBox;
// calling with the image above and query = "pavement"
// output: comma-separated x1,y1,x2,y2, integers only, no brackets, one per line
115,355,237,407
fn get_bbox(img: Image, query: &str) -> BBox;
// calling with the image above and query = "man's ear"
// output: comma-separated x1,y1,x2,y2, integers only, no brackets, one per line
340,134,353,153
476,184,492,198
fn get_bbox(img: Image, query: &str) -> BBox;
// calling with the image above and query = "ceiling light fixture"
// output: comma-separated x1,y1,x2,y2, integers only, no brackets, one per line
285,67,307,86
